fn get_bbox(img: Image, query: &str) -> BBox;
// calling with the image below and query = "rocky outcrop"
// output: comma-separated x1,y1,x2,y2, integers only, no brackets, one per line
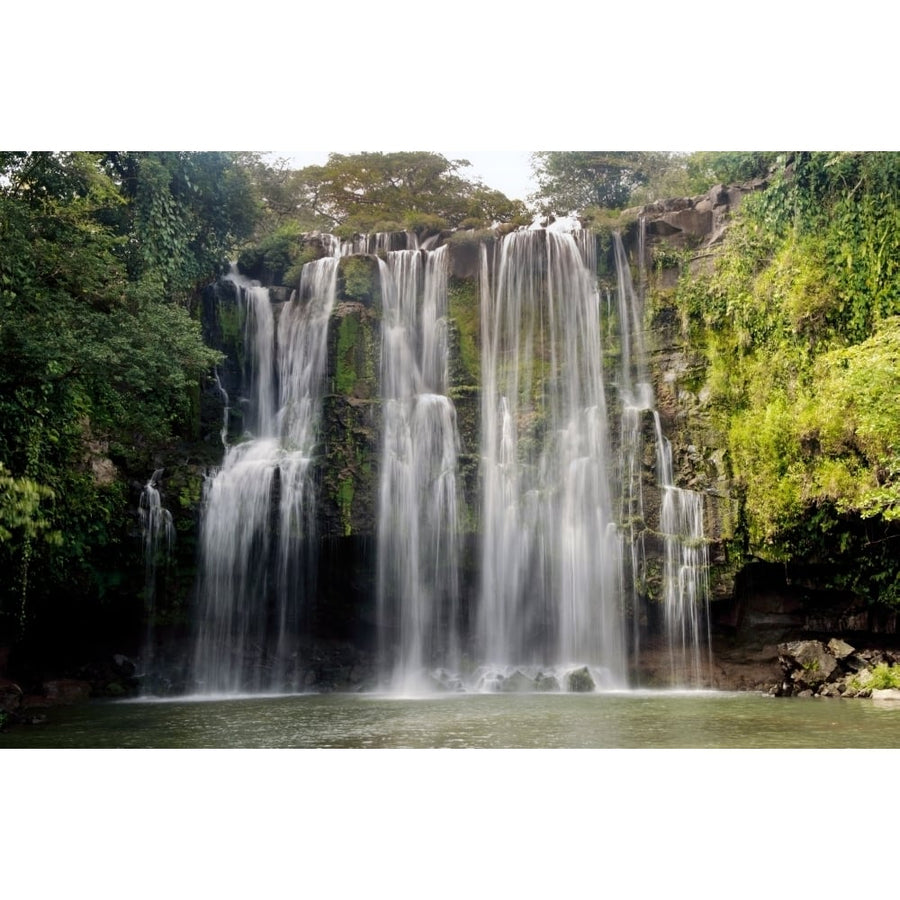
0,678,23,713
775,639,900,698
632,179,768,257
566,666,596,692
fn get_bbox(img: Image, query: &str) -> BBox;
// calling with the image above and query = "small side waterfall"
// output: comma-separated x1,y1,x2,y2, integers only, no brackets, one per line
612,232,711,686
376,245,462,692
192,261,338,693
138,468,174,683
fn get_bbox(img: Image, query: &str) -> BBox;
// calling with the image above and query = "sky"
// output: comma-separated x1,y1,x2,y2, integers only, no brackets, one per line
275,150,537,201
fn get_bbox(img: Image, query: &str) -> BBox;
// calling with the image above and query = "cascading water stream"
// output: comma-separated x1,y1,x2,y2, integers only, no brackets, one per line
187,225,710,696
192,260,337,694
138,468,174,685
376,245,461,692
612,232,711,686
477,229,625,689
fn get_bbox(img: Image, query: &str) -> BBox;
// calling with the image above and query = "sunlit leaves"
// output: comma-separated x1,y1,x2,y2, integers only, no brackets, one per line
0,462,56,543
672,153,900,600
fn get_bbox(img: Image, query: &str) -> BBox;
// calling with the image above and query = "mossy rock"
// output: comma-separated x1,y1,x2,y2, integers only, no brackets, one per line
448,276,481,384
330,304,379,400
500,670,535,692
338,256,381,308
566,666,596,692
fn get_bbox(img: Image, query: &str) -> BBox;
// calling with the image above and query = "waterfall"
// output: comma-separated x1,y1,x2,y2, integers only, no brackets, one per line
341,231,418,256
612,232,711,686
478,230,625,689
192,261,337,693
139,468,174,685
375,245,462,692
187,226,710,696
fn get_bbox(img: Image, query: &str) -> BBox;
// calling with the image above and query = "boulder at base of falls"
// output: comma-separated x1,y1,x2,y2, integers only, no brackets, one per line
871,688,900,702
500,670,535,692
827,638,856,661
534,672,561,692
777,640,838,691
566,667,596,692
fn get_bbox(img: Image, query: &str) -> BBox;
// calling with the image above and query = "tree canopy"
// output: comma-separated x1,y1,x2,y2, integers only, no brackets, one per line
0,151,258,636
261,151,529,237
530,151,777,214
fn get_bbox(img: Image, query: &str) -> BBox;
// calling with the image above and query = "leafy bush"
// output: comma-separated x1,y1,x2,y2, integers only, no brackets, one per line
868,663,900,690
671,152,900,603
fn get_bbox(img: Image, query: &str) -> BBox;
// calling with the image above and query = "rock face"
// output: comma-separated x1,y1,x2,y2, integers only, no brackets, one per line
778,641,839,690
635,181,768,253
0,678,23,713
500,670,536,693
871,689,900,702
774,638,900,698
566,667,596,693
42,679,91,704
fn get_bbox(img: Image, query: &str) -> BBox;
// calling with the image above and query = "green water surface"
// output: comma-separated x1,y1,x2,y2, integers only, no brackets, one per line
4,690,900,748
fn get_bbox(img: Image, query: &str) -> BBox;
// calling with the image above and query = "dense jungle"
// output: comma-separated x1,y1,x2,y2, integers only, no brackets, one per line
2,150,899,707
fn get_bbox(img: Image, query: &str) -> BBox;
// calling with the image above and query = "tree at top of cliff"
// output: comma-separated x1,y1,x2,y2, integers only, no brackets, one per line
288,151,529,236
529,151,779,216
530,151,679,213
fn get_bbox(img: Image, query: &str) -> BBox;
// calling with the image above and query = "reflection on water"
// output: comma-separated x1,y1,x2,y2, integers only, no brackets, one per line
4,691,900,749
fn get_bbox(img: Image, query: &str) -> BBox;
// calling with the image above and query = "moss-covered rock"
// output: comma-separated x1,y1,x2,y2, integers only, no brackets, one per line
566,666,596,692
534,672,561,692
319,394,380,539
338,256,381,308
331,303,379,400
447,276,481,386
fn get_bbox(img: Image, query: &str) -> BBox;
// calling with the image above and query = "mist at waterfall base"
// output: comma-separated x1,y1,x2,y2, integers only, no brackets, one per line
169,224,710,697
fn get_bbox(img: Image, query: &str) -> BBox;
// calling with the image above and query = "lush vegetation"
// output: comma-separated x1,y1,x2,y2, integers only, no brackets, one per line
674,152,900,606
0,149,527,655
0,151,258,640
530,151,777,215
4,144,899,669
253,151,530,239
235,151,531,285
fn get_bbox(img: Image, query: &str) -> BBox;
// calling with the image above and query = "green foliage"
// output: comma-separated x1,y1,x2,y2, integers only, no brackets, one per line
337,475,354,537
338,257,379,305
0,151,246,634
0,463,57,543
684,152,778,192
851,663,900,692
672,152,900,604
867,663,900,690
448,277,481,382
237,221,320,286
292,151,527,234
531,152,688,213
531,151,779,216
335,314,360,395
102,151,259,305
